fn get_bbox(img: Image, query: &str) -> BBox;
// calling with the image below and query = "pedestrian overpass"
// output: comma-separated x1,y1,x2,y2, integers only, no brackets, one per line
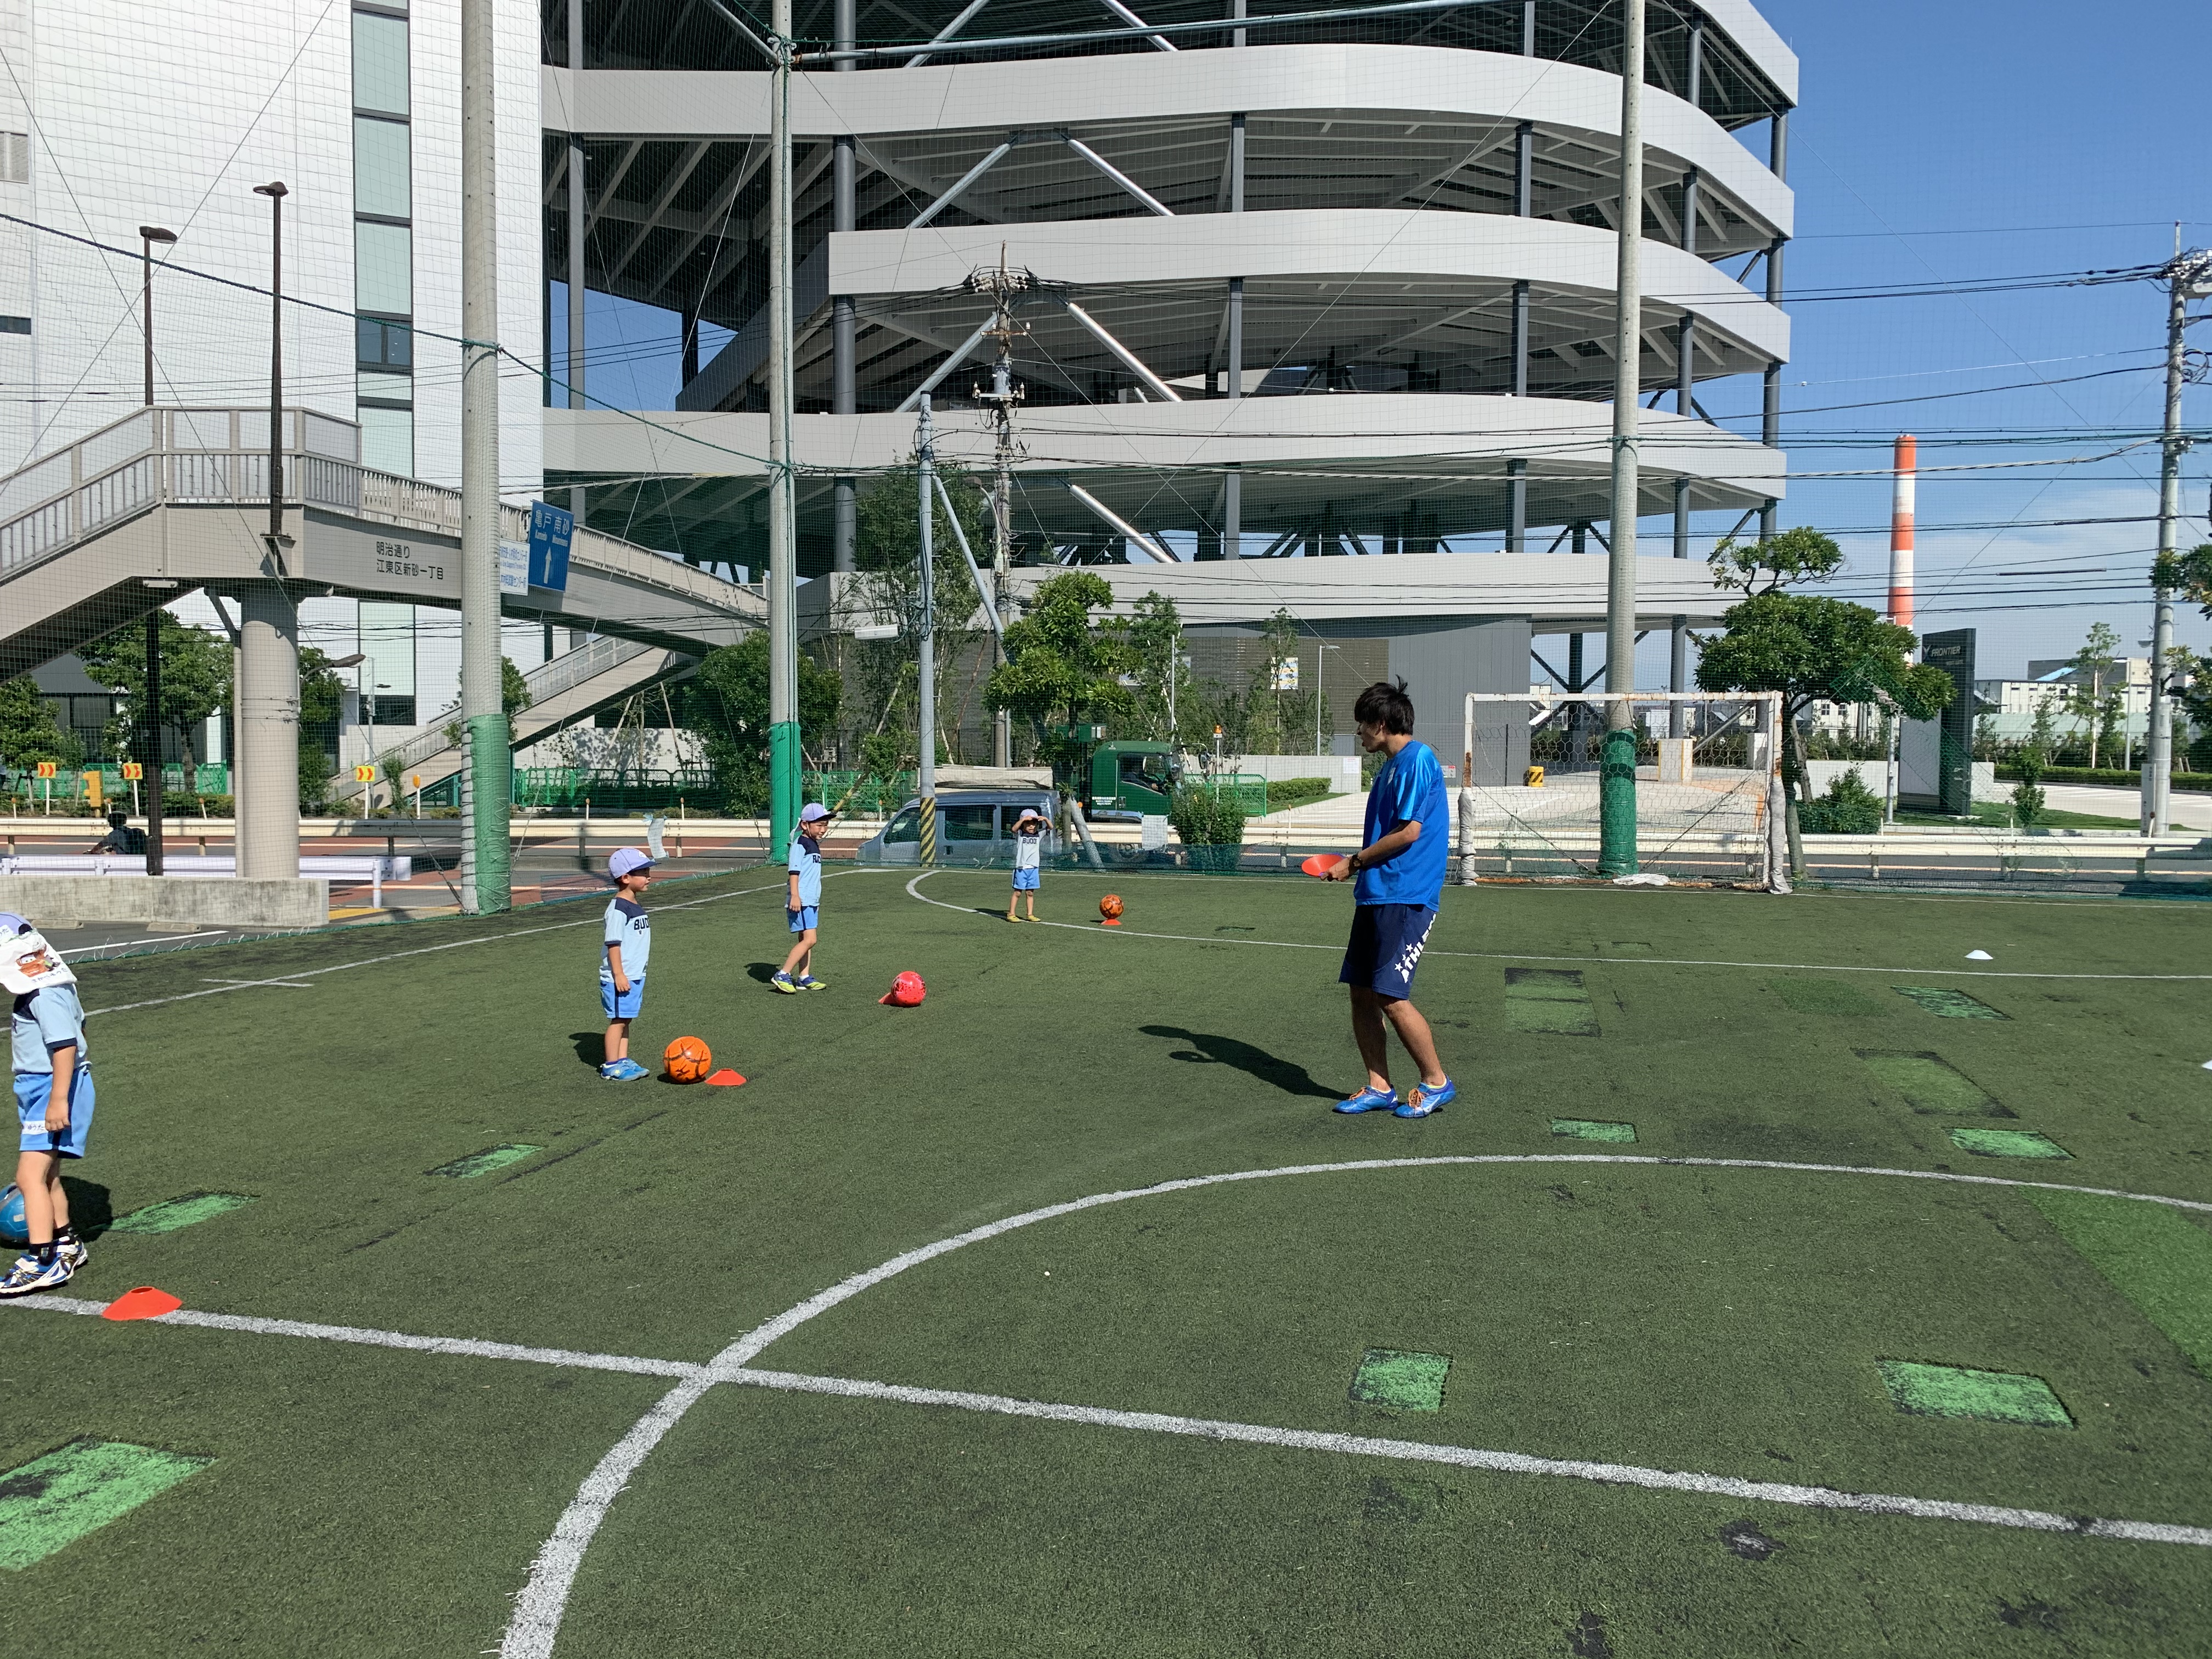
0,407,761,828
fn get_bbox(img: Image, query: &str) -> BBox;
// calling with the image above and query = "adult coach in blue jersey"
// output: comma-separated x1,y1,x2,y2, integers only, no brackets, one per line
1327,680,1455,1119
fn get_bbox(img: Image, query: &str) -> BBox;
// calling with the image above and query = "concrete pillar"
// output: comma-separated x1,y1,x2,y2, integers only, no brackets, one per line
235,583,300,878
831,0,857,573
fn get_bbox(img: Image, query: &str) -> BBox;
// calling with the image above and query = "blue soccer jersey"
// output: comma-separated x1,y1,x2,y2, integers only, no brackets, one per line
788,832,823,909
1355,739,1449,909
11,984,88,1076
601,896,651,981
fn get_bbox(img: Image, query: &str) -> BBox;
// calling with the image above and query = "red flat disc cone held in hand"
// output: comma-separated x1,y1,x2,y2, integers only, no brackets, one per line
103,1286,182,1321
1301,854,1345,879
705,1069,746,1086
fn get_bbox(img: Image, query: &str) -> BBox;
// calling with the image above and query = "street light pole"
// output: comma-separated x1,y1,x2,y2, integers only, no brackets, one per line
766,0,801,860
1598,0,1644,877
138,226,176,407
460,0,509,911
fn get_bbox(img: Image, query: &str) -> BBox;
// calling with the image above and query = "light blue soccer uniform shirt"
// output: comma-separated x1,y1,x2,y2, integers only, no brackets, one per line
600,896,650,1018
1012,824,1043,890
13,984,93,1158
788,831,823,930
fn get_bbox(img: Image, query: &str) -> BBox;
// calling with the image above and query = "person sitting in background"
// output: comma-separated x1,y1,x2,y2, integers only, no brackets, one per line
86,812,145,856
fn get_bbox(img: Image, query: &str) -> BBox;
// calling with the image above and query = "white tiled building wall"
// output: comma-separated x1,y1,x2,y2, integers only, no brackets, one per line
4,0,550,740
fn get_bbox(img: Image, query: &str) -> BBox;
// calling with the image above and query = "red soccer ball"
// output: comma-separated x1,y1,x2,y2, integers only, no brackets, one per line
881,970,926,1007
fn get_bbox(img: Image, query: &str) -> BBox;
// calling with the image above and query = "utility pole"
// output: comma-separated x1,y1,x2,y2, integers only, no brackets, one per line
767,0,801,860
460,0,508,911
916,394,939,867
1598,0,1644,877
972,259,1029,766
138,225,176,406
238,180,298,885
138,223,176,877
2147,246,2210,836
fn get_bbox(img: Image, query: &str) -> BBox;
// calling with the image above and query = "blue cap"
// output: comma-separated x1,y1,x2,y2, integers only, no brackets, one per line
0,913,28,937
607,848,652,879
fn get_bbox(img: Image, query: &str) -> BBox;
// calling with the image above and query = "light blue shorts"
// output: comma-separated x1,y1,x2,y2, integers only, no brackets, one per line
15,1069,94,1160
789,905,819,934
1012,868,1041,891
600,975,646,1020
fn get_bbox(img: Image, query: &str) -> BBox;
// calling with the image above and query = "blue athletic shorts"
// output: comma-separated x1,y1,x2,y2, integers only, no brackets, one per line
789,906,819,933
600,976,646,1020
1339,903,1436,1000
1012,868,1040,891
15,1069,94,1159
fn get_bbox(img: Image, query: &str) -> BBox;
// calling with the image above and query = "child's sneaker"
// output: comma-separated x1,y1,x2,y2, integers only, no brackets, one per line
770,972,800,994
796,975,828,991
57,1233,88,1272
0,1252,72,1297
602,1058,650,1081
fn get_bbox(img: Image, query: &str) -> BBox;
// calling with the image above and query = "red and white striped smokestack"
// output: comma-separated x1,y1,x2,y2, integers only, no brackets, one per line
1888,433,1916,627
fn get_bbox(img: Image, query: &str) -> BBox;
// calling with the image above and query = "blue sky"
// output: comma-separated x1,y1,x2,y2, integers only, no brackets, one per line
577,1,2212,678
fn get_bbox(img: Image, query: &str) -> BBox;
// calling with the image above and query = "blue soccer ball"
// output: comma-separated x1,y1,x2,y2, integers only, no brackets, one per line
0,1185,24,1248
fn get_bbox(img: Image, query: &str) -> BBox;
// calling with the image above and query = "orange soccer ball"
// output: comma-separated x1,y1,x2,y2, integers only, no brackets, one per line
1099,893,1124,921
663,1036,713,1083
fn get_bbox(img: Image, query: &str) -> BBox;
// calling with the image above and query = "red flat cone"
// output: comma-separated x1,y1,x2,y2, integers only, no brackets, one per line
705,1069,746,1086
1301,853,1344,879
103,1285,182,1321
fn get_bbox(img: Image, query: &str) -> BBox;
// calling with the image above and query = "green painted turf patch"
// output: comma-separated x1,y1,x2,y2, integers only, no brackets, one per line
1550,1118,1637,1142
428,1144,544,1180
2024,1189,2212,1377
1769,977,1883,1017
1348,1349,1451,1412
0,1439,212,1570
1950,1127,2071,1159
1855,1051,2012,1117
1893,986,2009,1020
1503,968,1598,1036
1876,1361,2074,1429
106,1193,255,1235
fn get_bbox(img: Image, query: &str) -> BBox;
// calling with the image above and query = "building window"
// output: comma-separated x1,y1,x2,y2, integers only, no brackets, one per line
0,132,26,184
355,222,412,315
359,406,414,475
357,315,412,371
352,13,410,117
0,315,29,335
353,115,411,219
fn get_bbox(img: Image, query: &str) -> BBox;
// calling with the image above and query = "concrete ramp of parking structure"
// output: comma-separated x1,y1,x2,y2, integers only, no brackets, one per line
0,406,762,677
341,635,693,804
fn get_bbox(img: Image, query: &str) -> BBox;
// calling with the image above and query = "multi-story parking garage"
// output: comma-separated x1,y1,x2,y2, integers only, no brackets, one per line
544,0,1795,580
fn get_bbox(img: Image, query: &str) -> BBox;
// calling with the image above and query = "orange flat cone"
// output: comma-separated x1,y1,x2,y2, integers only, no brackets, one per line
103,1285,182,1321
705,1069,747,1086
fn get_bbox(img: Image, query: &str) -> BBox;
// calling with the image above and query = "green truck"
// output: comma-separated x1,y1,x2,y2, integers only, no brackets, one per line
1085,740,1181,819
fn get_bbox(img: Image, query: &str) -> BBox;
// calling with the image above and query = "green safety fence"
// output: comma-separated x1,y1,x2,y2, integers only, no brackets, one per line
805,771,919,815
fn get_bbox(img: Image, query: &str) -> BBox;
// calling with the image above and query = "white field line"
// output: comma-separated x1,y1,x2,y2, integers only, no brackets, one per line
494,1152,2212,1657
83,873,798,1018
719,1367,2212,1548
59,929,229,957
905,872,2212,981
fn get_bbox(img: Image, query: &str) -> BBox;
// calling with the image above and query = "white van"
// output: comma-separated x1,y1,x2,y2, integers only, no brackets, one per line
857,789,1062,866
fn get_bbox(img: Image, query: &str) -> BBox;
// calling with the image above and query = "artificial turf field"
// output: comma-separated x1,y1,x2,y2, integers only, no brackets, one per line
3,867,2211,1657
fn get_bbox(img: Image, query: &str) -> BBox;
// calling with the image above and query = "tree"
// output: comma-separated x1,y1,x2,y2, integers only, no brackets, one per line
1696,590,1950,873
839,463,990,769
298,647,347,812
1237,609,1329,757
2062,621,2121,770
0,677,81,782
1707,525,1847,598
684,632,842,815
985,571,1139,775
1123,591,1200,748
77,612,232,785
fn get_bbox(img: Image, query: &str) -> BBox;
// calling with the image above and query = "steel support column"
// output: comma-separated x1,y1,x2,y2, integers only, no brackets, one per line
831,0,857,573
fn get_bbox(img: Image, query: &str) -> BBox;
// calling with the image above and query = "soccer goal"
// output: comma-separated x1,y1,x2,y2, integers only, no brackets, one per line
1457,691,1787,891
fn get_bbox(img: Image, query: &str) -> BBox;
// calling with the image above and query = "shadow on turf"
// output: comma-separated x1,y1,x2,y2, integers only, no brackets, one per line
59,1178,113,1240
1140,1025,1341,1099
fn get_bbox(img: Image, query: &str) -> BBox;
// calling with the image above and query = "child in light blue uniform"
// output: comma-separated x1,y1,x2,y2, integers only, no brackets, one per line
1,913,93,1296
774,803,833,992
1006,806,1047,922
600,848,653,1080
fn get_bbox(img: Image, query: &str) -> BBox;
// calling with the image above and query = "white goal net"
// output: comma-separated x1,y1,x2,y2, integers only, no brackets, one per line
1456,692,1787,890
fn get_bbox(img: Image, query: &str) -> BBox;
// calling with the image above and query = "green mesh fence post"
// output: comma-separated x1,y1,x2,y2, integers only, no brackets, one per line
1596,726,1638,876
469,713,511,912
770,721,802,867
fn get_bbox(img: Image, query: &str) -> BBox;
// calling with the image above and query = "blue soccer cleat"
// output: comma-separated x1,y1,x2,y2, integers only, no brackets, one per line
602,1058,650,1081
796,975,828,991
0,1252,72,1297
1333,1086,1398,1115
770,972,800,995
1395,1079,1456,1119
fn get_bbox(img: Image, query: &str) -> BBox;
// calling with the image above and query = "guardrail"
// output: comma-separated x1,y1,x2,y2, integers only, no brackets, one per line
0,852,408,904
